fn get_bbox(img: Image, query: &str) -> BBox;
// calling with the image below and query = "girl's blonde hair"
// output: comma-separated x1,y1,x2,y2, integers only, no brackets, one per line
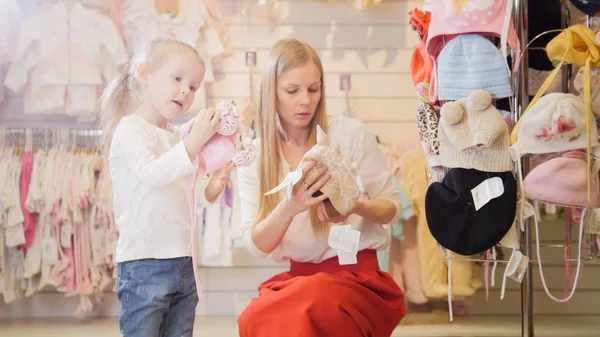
254,38,329,237
99,38,204,157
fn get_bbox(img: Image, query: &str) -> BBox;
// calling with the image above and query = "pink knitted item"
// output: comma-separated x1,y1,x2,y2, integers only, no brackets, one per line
179,101,241,174
198,134,238,174
215,101,240,136
232,137,256,167
524,151,600,208
426,0,520,65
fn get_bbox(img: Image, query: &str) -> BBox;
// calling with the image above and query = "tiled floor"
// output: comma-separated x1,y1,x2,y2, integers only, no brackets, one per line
0,315,599,337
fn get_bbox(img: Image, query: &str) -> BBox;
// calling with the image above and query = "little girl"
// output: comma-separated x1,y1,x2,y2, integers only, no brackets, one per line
100,38,233,337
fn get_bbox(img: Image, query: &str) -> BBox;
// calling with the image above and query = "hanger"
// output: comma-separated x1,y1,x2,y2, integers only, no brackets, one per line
340,74,353,117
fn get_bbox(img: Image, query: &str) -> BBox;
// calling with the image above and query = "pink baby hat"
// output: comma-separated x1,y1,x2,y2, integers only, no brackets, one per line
426,0,520,66
180,101,240,175
524,151,600,208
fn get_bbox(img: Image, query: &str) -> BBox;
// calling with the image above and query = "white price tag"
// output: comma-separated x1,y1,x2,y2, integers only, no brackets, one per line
423,0,433,12
106,232,119,256
328,225,360,254
471,177,505,211
506,250,528,283
61,224,72,248
337,250,357,265
42,237,59,265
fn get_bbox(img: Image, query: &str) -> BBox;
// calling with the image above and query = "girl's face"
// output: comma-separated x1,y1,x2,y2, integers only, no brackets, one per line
143,51,205,120
276,62,322,133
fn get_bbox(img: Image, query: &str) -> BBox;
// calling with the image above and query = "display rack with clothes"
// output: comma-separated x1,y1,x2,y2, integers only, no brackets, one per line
0,127,115,318
0,125,245,317
3,1,129,121
1,0,234,124
409,1,600,335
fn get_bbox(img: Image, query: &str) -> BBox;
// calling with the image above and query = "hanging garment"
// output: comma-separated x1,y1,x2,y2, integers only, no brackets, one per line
20,151,35,249
4,1,128,120
122,0,222,111
201,191,233,267
82,0,129,43
402,153,482,299
238,250,405,337
229,168,244,248
200,0,233,58
0,0,23,104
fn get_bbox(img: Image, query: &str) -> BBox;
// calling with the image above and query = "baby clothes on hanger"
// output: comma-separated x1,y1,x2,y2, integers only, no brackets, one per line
122,0,222,112
82,0,129,43
0,0,23,104
229,168,244,248
200,0,233,59
201,188,232,267
3,154,26,249
20,151,35,250
4,1,128,120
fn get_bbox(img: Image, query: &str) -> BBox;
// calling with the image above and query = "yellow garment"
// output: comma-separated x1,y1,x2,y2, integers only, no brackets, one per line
402,153,482,298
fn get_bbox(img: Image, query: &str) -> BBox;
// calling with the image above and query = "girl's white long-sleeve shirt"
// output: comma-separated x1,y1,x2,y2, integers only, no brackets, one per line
109,114,215,263
237,115,402,263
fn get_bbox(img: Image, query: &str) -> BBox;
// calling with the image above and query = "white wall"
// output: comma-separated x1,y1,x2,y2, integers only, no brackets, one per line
1,0,598,319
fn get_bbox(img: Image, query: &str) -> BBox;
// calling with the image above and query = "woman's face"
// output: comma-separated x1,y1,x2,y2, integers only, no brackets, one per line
276,62,322,133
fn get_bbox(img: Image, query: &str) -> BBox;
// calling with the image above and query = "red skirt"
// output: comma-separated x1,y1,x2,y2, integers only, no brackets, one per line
238,249,406,337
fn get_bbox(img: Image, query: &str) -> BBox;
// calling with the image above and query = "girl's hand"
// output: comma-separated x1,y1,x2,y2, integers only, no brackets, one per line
317,201,354,224
284,161,331,216
191,107,222,148
205,162,235,203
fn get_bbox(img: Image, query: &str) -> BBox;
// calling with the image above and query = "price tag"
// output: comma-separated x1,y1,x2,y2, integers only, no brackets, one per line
471,177,505,211
328,225,360,254
337,250,357,265
506,250,528,283
42,237,59,265
61,224,72,248
423,0,433,12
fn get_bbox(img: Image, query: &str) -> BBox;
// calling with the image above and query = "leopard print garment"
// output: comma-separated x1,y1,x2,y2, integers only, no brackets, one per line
416,101,441,167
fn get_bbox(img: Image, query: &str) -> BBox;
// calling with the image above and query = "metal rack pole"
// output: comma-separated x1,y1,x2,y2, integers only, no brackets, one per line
513,0,534,335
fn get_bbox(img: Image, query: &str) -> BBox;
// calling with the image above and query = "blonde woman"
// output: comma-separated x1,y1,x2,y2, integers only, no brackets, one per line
237,39,406,336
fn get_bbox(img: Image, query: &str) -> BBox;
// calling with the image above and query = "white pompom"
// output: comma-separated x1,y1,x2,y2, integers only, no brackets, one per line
467,89,492,111
441,102,464,125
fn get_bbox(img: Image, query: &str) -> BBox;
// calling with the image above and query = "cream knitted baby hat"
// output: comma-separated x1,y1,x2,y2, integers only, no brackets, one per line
300,125,363,218
439,89,513,172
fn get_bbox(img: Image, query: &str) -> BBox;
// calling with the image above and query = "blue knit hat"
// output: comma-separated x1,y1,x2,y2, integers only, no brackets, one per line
437,34,513,101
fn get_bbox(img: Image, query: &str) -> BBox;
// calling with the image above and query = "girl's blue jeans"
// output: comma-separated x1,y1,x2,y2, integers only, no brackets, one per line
116,257,199,337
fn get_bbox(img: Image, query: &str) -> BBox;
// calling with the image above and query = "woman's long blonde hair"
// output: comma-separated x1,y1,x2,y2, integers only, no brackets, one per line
99,38,204,158
254,39,330,236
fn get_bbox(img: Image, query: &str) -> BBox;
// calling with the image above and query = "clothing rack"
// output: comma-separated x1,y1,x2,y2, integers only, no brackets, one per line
1,127,102,148
433,1,597,336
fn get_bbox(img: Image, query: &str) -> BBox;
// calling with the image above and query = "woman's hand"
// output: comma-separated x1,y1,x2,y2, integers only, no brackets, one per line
317,201,355,224
205,162,235,203
283,160,330,217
